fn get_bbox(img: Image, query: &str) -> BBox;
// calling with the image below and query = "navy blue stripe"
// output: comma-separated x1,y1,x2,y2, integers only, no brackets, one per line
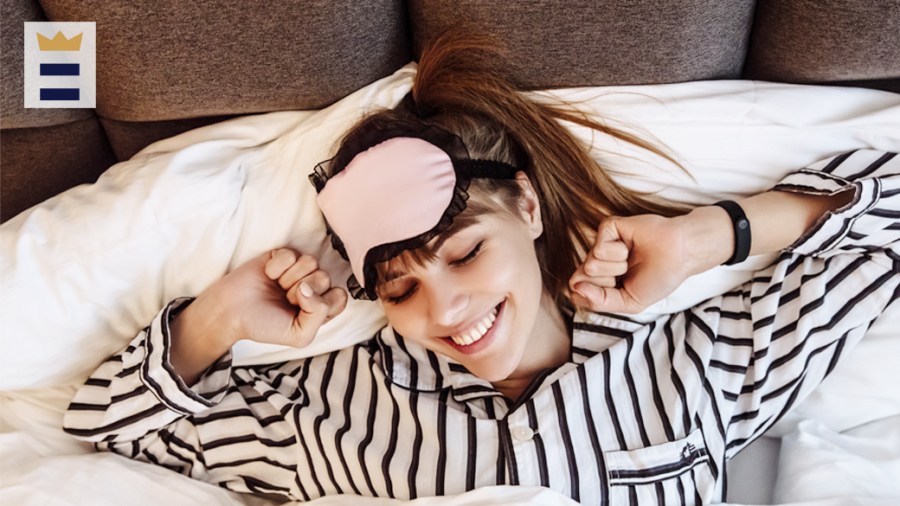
380,374,401,497
465,417,477,490
356,355,380,497
435,389,449,494
334,347,362,495
601,351,628,449
552,383,580,501
292,358,319,500
40,88,79,100
525,400,550,487
643,321,675,441
40,63,79,75
848,152,896,179
312,352,342,493
577,365,608,504
822,150,856,173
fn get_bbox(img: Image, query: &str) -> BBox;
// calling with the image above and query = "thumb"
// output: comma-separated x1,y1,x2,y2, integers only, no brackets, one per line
291,282,330,346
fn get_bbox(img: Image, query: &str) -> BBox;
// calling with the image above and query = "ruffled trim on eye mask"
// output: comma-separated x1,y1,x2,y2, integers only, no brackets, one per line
310,123,518,301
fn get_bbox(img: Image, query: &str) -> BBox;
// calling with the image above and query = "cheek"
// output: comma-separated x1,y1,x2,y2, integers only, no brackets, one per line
448,239,543,313
383,235,542,341
472,251,516,286
383,305,426,339
482,236,543,291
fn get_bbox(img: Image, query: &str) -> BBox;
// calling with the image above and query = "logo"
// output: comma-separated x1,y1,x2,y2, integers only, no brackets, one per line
24,22,96,108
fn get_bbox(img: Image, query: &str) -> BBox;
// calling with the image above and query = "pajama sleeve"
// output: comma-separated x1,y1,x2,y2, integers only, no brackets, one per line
677,150,899,458
63,297,304,499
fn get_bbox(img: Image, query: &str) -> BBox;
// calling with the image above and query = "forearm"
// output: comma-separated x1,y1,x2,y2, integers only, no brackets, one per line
170,294,238,386
65,298,233,442
682,189,854,274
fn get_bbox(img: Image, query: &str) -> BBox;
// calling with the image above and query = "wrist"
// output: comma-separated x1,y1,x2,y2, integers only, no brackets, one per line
168,294,238,387
676,205,735,275
171,293,239,356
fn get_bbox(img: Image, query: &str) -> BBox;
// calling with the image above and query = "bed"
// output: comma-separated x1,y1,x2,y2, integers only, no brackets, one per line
2,64,900,505
2,1,899,505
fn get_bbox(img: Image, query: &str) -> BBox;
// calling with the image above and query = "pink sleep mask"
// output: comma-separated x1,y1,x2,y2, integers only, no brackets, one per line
311,132,519,300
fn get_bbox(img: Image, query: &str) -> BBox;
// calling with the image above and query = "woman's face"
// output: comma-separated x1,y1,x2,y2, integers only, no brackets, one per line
375,179,546,383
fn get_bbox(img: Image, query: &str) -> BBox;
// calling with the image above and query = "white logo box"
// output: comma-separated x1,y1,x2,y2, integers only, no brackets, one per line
24,22,96,109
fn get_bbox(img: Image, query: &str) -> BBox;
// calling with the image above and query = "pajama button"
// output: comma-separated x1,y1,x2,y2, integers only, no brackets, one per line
511,426,534,442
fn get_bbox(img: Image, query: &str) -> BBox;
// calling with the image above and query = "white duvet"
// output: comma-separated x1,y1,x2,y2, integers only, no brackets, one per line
1,63,899,505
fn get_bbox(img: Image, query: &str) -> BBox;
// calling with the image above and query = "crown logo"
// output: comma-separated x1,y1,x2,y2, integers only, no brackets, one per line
37,31,83,51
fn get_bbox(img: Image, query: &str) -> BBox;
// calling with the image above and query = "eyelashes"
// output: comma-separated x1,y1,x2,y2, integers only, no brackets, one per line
385,241,485,305
385,287,415,305
452,240,484,267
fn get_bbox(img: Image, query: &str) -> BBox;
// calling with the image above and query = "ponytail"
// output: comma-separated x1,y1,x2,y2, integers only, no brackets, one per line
332,29,688,301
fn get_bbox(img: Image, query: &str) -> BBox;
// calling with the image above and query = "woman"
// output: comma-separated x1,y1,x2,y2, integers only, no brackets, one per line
63,32,899,504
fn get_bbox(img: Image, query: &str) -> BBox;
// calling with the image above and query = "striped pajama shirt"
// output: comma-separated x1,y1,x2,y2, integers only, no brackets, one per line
64,150,900,504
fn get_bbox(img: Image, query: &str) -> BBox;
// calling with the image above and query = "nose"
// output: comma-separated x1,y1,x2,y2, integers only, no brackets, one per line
425,279,469,329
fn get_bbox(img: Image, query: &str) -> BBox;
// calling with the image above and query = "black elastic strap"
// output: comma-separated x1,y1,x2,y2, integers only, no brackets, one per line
454,159,519,179
714,200,751,265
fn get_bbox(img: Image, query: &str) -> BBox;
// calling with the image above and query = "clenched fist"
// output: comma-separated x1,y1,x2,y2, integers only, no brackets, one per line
568,214,695,314
169,248,348,386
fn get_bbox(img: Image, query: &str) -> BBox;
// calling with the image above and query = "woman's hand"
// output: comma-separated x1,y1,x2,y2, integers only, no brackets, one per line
568,214,701,314
216,248,349,348
568,189,856,315
170,248,347,385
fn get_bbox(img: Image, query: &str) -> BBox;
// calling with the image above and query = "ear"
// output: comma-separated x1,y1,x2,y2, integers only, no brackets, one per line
514,171,543,239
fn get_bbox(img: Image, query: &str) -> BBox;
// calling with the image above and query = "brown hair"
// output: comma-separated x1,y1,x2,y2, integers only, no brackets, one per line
331,29,687,303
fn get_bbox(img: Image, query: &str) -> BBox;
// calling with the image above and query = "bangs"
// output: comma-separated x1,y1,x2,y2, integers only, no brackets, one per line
371,195,505,293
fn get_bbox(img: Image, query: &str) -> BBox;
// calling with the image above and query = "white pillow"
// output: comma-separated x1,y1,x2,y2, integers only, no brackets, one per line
0,65,414,390
2,63,899,407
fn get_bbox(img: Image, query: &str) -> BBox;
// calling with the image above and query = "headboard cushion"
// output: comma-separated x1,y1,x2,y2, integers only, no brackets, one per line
745,0,900,91
409,0,757,88
39,0,412,122
0,0,93,129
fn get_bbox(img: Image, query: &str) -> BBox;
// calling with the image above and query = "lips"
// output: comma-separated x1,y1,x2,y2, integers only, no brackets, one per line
449,304,498,345
443,299,506,354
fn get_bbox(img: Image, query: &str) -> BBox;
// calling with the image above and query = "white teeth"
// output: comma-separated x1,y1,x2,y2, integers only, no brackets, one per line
450,305,499,346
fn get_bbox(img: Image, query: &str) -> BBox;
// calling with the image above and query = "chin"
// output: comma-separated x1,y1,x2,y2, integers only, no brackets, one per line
466,355,519,383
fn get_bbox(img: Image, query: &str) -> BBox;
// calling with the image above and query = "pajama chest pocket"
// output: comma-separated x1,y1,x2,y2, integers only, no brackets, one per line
604,429,716,504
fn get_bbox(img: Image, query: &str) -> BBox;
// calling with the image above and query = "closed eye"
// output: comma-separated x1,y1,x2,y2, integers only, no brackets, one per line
384,241,484,305
451,240,484,266
385,286,416,305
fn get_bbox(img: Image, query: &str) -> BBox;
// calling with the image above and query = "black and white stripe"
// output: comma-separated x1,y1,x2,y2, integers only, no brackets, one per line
63,150,900,504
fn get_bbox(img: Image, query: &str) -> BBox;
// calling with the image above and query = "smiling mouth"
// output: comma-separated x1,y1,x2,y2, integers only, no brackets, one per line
447,301,503,346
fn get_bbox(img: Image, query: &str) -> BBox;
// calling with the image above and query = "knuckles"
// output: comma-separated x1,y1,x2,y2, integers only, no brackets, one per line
296,254,319,274
305,269,332,292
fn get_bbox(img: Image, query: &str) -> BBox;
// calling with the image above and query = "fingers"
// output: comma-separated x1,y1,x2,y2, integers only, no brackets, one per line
292,284,348,342
569,217,637,312
264,249,297,279
570,282,641,314
299,283,347,322
285,270,331,306
266,247,348,322
592,238,629,262
321,286,349,321
265,249,319,288
582,254,628,277
569,219,630,296
597,217,623,245
569,245,628,287
591,218,628,262
284,271,348,347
